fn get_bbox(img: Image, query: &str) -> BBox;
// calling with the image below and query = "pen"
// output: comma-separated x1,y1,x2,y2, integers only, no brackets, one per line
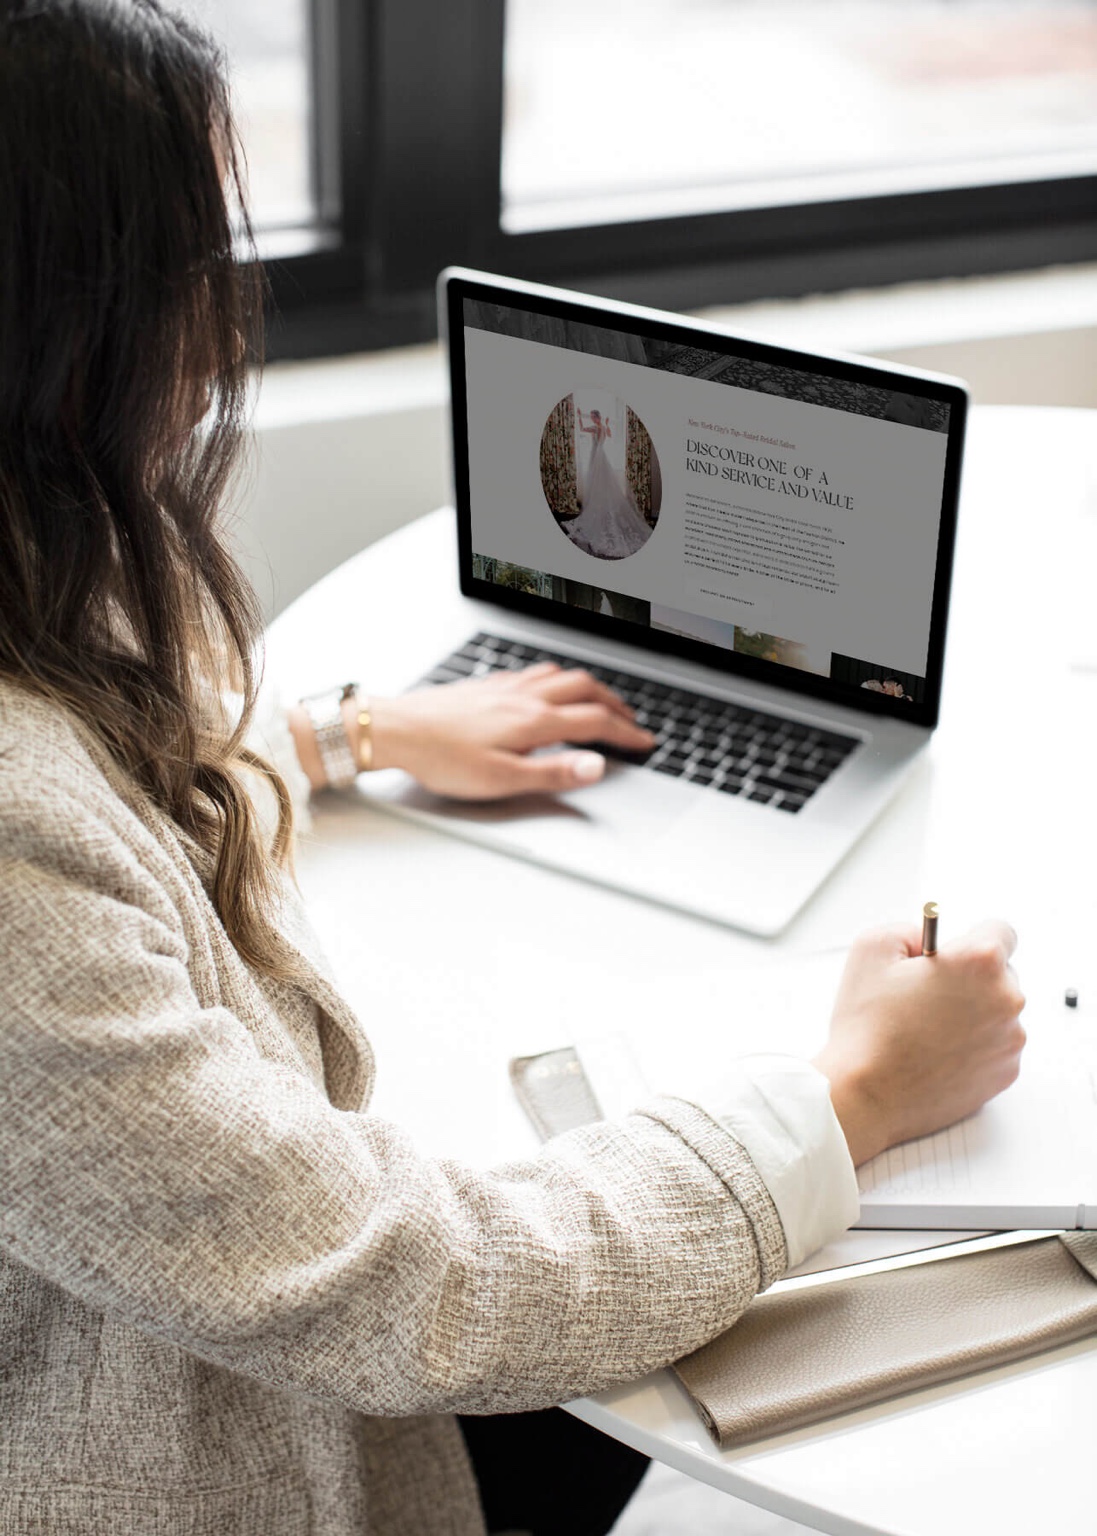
921,901,938,957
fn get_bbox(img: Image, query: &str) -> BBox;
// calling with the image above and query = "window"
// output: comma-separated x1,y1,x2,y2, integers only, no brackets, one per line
502,0,1097,232
184,0,1097,358
173,0,315,236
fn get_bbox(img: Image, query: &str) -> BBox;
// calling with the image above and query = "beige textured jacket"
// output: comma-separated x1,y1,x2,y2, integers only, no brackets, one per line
0,679,789,1536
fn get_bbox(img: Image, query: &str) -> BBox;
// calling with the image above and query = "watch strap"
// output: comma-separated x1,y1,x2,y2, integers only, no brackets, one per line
300,683,359,789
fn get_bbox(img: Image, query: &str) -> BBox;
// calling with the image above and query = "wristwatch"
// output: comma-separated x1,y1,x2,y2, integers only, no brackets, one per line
299,682,359,789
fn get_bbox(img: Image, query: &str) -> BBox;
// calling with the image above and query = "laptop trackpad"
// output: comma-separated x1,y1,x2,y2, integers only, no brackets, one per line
369,759,694,850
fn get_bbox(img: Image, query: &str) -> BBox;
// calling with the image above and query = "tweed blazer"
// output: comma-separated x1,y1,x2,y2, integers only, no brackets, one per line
0,679,788,1536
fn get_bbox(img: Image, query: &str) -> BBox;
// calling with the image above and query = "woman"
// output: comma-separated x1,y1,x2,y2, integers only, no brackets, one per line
0,5,1026,1535
568,406,652,559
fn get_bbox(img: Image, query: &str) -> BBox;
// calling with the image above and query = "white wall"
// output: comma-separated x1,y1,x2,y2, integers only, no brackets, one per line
233,401,448,621
236,265,1097,620
881,325,1097,407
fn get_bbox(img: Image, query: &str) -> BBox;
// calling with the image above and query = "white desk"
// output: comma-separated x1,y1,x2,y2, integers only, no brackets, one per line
266,406,1097,1536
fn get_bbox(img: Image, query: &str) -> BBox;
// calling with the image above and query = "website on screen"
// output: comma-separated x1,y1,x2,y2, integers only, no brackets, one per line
462,301,951,706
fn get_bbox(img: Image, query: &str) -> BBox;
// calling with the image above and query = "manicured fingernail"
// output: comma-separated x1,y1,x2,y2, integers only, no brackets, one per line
572,752,605,784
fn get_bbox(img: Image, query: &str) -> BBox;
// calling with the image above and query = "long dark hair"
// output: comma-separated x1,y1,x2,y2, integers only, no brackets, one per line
0,0,297,977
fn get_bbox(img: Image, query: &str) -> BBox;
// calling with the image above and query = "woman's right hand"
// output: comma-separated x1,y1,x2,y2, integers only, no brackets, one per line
813,920,1026,1167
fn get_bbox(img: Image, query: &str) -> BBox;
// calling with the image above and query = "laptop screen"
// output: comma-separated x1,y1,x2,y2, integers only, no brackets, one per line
448,276,965,729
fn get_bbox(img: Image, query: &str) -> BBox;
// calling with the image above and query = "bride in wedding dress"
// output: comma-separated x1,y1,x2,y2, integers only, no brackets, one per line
567,407,651,559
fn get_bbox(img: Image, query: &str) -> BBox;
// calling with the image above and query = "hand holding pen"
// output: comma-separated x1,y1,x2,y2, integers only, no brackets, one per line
813,904,1025,1167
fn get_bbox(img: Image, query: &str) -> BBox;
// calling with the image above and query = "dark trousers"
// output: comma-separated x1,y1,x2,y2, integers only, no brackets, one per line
459,1407,650,1536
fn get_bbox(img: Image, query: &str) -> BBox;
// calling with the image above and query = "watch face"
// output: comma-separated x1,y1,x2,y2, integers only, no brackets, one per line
303,686,353,723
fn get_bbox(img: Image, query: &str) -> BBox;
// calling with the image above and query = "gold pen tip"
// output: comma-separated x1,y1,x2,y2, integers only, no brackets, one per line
923,901,938,919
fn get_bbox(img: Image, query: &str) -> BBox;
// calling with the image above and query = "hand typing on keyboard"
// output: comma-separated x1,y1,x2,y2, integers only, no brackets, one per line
366,660,656,800
417,633,860,812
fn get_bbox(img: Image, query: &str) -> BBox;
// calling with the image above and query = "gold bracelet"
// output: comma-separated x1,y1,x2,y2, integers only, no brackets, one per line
356,699,374,772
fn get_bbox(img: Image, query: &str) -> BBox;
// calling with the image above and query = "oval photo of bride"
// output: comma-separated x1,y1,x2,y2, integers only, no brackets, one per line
540,390,662,560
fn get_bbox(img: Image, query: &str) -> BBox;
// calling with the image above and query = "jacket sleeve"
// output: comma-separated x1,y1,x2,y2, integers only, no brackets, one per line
0,788,790,1420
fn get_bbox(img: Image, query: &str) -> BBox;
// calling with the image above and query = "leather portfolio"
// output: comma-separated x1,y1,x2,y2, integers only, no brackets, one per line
510,1046,1097,1447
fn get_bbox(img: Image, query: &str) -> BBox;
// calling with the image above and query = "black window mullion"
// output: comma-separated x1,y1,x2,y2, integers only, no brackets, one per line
493,173,1097,281
262,0,371,355
308,0,368,243
366,0,505,296
486,169,1097,313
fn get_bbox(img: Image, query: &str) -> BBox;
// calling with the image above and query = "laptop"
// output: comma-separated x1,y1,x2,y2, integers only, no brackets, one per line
360,267,967,936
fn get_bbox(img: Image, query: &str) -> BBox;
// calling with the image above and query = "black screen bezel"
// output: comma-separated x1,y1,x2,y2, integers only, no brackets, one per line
446,271,967,730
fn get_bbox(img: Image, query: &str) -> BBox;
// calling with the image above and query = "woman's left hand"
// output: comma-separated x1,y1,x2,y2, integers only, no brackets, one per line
367,662,656,800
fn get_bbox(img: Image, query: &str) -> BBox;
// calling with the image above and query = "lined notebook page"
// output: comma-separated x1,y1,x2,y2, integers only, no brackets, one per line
857,966,1097,1223
858,1122,974,1197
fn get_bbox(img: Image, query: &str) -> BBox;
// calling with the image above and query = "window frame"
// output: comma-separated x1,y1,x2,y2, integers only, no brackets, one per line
261,0,1097,361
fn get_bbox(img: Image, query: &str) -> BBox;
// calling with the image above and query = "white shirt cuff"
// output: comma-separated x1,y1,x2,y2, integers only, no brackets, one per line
245,678,314,842
706,1054,861,1269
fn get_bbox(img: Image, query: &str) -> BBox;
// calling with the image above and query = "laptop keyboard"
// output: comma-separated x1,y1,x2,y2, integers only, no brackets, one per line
420,632,860,813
